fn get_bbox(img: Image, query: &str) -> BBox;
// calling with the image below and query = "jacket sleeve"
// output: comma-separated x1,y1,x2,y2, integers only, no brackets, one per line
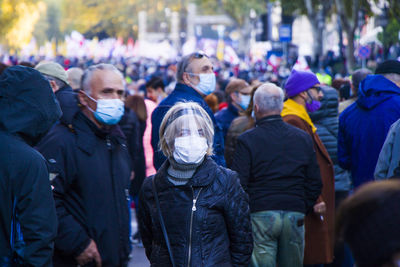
14,153,57,267
37,139,91,258
375,122,396,180
231,137,251,192
338,115,351,170
223,173,253,267
151,106,167,170
304,138,323,213
137,179,153,260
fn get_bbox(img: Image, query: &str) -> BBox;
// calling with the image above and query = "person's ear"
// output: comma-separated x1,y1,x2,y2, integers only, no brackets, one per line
49,80,58,93
230,92,238,102
78,90,89,107
299,91,309,101
182,72,192,85
254,104,259,116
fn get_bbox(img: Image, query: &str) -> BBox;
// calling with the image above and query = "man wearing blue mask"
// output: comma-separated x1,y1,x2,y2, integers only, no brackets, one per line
36,64,132,267
215,78,252,138
151,51,226,169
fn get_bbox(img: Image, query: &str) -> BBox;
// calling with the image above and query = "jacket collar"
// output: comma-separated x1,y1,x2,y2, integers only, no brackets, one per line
228,103,240,116
256,115,282,126
155,156,216,191
282,99,317,133
73,111,126,155
173,83,204,100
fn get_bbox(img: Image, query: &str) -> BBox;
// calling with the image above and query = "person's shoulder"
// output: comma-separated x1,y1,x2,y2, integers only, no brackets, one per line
237,125,257,141
207,159,237,181
284,121,311,137
214,108,228,119
3,135,47,172
37,123,75,151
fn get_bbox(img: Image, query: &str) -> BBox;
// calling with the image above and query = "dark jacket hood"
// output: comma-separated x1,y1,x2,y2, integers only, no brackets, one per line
357,74,400,110
0,66,62,144
55,85,80,125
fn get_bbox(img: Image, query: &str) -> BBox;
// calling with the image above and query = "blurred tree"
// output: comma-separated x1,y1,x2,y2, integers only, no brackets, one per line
0,0,45,49
334,0,375,72
280,0,334,68
378,0,400,58
59,0,182,40
194,0,264,54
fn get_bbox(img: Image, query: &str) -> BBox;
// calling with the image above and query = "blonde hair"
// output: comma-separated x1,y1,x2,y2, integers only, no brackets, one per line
159,102,214,157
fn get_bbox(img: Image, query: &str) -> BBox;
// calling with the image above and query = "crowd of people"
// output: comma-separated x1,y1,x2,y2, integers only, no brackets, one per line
1,51,400,267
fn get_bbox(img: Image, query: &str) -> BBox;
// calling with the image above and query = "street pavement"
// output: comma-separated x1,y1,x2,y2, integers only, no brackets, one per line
129,207,150,267
129,247,149,267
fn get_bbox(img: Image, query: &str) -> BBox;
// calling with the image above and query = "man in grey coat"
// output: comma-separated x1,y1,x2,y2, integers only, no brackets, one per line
375,118,400,179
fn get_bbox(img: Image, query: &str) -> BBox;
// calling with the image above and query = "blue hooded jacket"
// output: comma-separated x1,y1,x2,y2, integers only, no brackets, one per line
338,74,400,187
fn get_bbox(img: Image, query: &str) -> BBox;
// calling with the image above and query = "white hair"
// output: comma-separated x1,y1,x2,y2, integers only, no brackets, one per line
81,63,124,93
383,73,400,84
254,83,285,114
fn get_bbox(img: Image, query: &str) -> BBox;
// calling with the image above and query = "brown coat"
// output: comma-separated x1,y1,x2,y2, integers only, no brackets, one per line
283,114,335,264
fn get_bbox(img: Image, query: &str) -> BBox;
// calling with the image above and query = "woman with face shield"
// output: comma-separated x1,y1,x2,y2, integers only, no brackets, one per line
137,102,253,267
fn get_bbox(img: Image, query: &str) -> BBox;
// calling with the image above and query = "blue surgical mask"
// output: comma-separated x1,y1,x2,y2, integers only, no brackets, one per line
188,73,216,95
238,94,251,110
87,94,125,125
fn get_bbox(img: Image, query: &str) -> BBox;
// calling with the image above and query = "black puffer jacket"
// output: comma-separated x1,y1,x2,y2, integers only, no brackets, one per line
138,157,253,267
310,86,351,191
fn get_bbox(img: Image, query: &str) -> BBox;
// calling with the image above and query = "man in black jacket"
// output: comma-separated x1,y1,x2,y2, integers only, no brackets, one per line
37,63,132,267
0,66,61,266
232,83,322,267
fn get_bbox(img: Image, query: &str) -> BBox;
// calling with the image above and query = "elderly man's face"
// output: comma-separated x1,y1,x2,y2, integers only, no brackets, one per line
90,70,125,101
78,69,125,127
184,57,214,86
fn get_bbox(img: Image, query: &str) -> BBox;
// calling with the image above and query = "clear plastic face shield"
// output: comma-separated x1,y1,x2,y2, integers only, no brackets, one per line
163,107,213,164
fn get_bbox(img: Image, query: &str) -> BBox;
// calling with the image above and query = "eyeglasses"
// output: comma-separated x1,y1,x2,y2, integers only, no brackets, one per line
191,51,208,59
309,86,321,92
183,51,209,73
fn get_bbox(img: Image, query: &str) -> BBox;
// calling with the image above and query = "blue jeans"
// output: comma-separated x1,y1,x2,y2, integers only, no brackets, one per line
250,210,305,267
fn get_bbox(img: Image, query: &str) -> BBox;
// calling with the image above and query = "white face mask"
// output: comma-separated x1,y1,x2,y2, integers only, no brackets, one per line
188,72,216,95
173,136,208,164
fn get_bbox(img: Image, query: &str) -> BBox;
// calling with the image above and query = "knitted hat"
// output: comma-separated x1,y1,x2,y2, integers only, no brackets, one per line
375,60,400,75
284,69,320,98
35,61,69,85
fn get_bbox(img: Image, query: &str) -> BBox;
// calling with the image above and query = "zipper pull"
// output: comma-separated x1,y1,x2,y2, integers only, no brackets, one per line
106,136,111,150
192,199,197,211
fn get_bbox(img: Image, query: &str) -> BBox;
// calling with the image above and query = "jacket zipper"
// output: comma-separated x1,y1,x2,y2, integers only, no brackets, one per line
187,186,203,267
106,136,111,150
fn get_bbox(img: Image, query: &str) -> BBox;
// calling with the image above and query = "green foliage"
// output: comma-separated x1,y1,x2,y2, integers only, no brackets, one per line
379,18,400,47
194,0,265,26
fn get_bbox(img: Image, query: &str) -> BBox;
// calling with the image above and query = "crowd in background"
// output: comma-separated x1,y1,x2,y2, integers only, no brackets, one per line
1,51,400,267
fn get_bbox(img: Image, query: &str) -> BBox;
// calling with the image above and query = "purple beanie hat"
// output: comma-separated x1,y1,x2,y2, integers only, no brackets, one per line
285,69,320,98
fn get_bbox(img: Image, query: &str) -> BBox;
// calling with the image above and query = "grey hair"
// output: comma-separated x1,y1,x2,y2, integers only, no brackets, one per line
351,68,372,94
81,63,124,93
176,53,204,83
43,74,67,89
67,67,84,90
159,102,214,158
254,83,285,114
383,73,400,84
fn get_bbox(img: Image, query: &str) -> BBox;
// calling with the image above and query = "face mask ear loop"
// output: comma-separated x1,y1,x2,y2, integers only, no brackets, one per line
306,90,315,104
